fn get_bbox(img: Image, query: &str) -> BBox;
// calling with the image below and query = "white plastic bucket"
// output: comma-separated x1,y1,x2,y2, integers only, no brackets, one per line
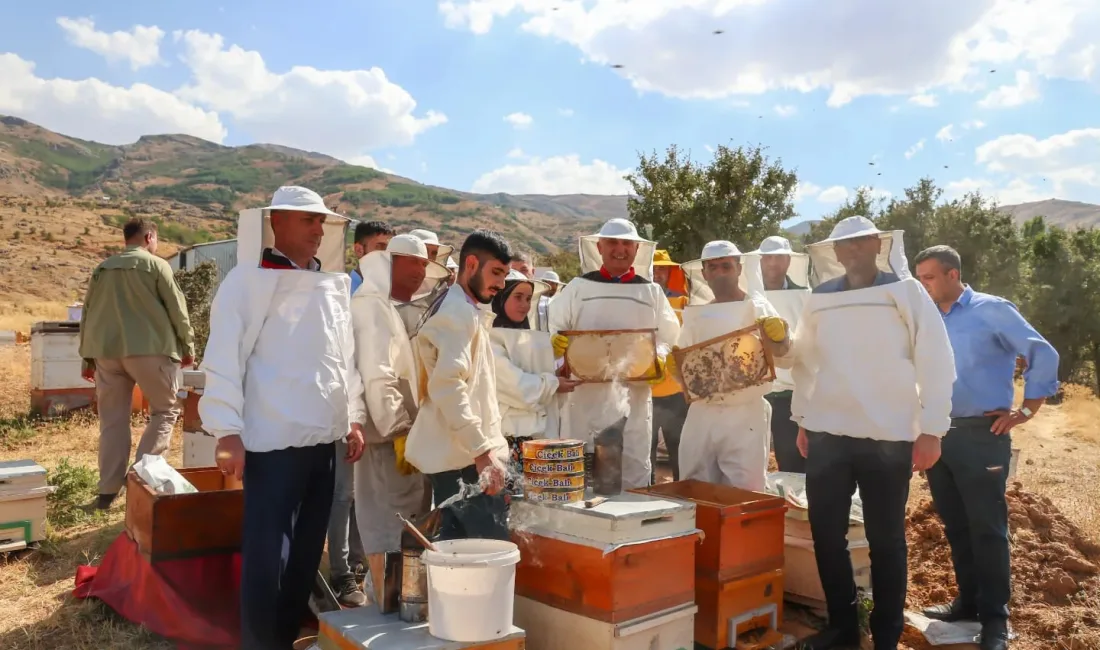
422,538,521,643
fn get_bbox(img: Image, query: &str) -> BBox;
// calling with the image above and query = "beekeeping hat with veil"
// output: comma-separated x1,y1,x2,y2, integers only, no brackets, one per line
236,185,350,271
491,268,552,329
806,216,910,289
680,240,765,306
579,218,656,280
356,233,450,302
753,236,810,289
408,229,455,264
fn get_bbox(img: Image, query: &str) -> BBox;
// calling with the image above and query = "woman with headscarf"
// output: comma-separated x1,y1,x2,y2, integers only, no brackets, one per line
490,270,579,472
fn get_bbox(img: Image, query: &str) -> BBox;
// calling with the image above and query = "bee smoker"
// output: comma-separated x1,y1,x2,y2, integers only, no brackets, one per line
591,416,628,496
399,528,429,622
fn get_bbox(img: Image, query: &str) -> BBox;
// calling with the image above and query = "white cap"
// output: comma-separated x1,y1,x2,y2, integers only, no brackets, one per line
408,228,455,262
592,218,649,242
579,218,656,279
262,186,343,217
819,216,883,243
535,268,563,285
681,240,743,270
755,236,795,255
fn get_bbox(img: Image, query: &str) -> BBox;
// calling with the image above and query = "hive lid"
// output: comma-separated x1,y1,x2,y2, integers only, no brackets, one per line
31,321,81,335
510,490,696,546
0,460,47,483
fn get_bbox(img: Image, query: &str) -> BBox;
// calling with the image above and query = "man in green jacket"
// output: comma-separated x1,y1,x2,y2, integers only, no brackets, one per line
79,218,195,510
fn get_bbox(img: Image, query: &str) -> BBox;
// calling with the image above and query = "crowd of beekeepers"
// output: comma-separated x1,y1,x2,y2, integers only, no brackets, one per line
167,184,1057,650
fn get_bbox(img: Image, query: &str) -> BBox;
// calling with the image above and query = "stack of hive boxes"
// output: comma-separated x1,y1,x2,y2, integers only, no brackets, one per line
634,481,788,650
509,492,700,650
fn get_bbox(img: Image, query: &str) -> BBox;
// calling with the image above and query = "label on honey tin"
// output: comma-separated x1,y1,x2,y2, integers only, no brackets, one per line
528,446,584,461
524,459,585,474
526,489,584,504
524,474,586,489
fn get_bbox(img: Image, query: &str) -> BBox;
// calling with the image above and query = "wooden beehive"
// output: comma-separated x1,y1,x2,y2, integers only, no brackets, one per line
124,467,243,562
560,329,657,383
671,323,776,404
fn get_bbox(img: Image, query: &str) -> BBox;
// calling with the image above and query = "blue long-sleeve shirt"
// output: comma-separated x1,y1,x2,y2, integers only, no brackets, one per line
941,286,1059,418
349,269,363,295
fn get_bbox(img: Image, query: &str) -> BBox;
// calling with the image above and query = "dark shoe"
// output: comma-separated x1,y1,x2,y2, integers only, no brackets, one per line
979,618,1009,650
331,575,368,608
922,599,978,623
83,493,116,512
799,627,861,649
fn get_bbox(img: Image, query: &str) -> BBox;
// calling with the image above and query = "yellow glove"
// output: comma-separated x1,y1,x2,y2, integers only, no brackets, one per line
393,434,418,476
647,356,668,385
757,316,788,343
551,334,570,359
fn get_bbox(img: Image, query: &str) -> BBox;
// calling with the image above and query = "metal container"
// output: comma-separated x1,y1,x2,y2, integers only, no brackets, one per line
592,416,627,496
524,473,586,490
525,485,585,504
399,532,428,623
525,458,585,474
521,439,585,462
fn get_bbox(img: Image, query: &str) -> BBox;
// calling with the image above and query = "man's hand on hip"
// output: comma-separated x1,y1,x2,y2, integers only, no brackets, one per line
215,435,246,480
912,434,942,472
345,423,365,463
475,450,507,496
985,409,1029,435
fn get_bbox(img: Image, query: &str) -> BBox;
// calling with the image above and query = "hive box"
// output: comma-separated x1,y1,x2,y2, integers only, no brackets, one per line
124,466,243,562
631,480,787,581
29,321,94,417
510,492,698,623
513,597,695,650
694,569,784,650
0,460,53,552
318,607,526,650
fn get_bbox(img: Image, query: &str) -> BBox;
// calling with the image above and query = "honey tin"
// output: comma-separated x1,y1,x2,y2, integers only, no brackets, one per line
525,458,586,474
524,485,585,504
522,439,585,462
524,473,586,490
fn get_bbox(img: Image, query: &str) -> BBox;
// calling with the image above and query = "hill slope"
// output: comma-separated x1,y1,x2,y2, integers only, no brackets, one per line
997,199,1100,229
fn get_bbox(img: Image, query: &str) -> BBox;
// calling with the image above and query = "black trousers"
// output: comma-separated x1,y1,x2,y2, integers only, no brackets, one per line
766,391,805,473
240,442,336,650
652,393,689,482
926,417,1012,621
805,431,912,649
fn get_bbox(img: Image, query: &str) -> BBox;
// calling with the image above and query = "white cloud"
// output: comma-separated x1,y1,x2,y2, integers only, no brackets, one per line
773,104,797,117
944,177,1047,204
978,69,1040,107
438,0,1099,105
703,144,715,154
173,30,446,161
974,128,1100,195
963,119,987,130
0,53,226,144
346,155,395,174
471,154,631,195
936,124,957,142
793,181,822,202
817,185,849,203
506,147,526,159
908,93,939,107
557,108,575,117
905,139,927,159
503,112,533,129
56,17,164,70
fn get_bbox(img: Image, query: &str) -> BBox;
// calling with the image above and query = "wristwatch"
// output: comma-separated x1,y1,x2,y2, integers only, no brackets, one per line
1020,406,1034,418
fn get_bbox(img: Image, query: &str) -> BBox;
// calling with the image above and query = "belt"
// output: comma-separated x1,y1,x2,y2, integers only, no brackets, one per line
950,415,996,427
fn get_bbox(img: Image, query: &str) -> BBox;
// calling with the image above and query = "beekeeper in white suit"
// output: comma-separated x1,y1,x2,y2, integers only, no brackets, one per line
548,219,680,489
349,233,447,603
790,216,955,650
533,269,564,332
671,241,792,491
753,235,811,473
408,228,454,263
200,186,366,650
401,229,455,334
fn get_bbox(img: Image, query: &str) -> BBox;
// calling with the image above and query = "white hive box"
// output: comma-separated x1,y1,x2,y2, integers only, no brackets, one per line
514,597,696,650
510,490,696,545
30,322,85,391
0,460,54,552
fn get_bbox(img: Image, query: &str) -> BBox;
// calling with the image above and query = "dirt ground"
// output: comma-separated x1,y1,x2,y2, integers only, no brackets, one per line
2,342,1100,649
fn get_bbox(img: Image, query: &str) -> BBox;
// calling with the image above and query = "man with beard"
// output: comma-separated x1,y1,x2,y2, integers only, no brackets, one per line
914,245,1058,650
548,219,681,489
404,230,513,516
673,241,791,490
201,186,366,649
791,216,955,650
350,234,448,604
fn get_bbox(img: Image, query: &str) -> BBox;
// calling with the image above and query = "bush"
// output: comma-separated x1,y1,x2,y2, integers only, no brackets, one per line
175,260,218,365
47,458,102,530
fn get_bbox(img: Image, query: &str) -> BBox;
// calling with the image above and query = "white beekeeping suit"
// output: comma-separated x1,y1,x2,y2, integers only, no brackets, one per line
401,230,456,335
350,234,448,556
675,241,793,491
490,270,561,440
790,218,955,440
548,219,680,489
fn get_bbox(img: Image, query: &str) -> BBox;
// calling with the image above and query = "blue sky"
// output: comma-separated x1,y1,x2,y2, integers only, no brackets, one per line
3,0,1100,221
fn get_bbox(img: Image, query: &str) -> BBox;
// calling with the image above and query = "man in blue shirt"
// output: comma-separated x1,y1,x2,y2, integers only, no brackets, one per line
915,245,1059,650
349,221,395,295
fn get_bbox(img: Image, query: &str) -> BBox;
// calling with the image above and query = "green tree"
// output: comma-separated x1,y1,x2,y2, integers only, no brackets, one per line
538,251,581,283
625,143,798,260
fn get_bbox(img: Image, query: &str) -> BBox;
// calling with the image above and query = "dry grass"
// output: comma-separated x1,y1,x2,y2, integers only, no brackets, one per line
0,344,181,649
0,300,69,335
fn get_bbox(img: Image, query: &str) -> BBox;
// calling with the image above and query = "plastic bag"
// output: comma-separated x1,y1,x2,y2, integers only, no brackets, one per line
133,455,198,495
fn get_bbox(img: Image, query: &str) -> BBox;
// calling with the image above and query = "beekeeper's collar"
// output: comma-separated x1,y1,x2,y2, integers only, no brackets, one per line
681,240,765,305
236,186,350,273
806,216,910,288
752,235,810,289
408,229,455,263
357,233,449,301
579,218,655,279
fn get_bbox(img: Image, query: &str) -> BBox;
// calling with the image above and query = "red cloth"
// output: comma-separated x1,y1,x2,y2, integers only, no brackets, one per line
73,533,242,649
599,266,637,283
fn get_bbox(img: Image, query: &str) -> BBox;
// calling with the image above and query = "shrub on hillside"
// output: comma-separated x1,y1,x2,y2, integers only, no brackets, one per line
175,260,218,365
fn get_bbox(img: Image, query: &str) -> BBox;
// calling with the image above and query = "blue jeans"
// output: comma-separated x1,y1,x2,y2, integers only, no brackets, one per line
240,443,335,650
327,439,365,581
